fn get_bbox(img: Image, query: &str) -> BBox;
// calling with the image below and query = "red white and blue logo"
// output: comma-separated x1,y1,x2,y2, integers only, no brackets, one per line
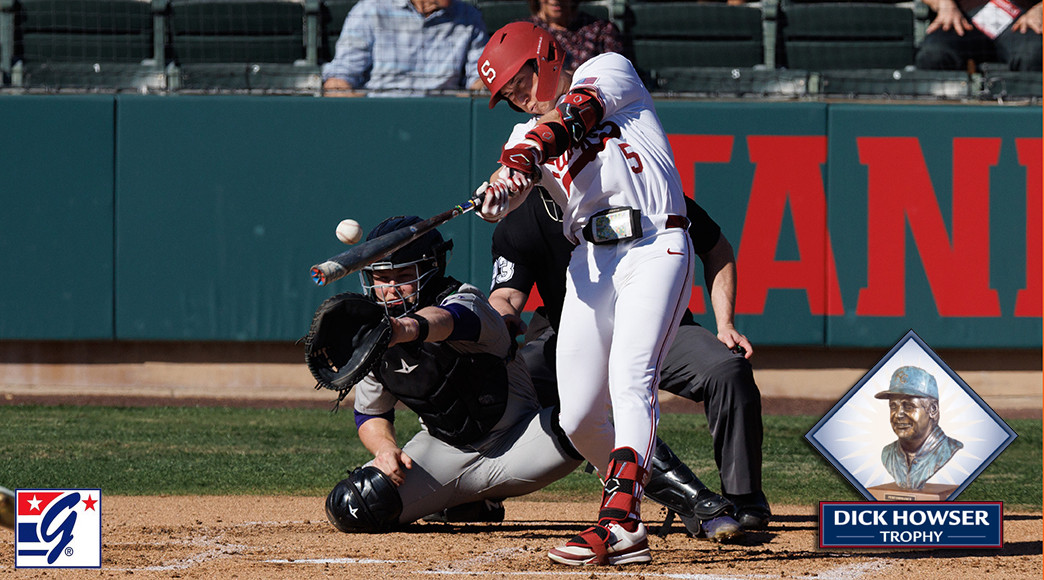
15,489,102,569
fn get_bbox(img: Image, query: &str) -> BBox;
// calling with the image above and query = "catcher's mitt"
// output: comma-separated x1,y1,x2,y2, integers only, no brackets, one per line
304,292,392,399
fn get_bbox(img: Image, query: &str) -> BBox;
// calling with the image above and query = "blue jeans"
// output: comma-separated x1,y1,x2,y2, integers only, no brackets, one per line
916,7,1043,71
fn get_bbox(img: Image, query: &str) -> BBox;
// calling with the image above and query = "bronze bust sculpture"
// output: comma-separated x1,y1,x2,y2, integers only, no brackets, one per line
876,366,963,491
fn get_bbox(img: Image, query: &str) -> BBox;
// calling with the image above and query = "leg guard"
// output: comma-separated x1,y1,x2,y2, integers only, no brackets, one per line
644,438,734,521
598,447,647,523
549,447,652,566
325,466,403,533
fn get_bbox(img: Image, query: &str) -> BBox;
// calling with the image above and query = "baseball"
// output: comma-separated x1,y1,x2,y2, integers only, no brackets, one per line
336,219,363,245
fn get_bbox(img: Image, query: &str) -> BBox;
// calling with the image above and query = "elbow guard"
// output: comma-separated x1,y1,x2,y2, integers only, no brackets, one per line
557,88,604,144
523,88,604,161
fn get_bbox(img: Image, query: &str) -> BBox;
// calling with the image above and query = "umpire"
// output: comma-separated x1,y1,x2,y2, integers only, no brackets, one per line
489,190,771,530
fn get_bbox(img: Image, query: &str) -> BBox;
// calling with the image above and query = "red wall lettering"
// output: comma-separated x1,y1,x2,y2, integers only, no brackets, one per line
734,136,844,315
669,135,734,198
857,137,1001,317
1015,138,1042,318
669,134,734,314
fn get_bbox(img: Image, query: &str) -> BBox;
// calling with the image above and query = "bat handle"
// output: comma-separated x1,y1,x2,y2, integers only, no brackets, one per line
456,194,484,214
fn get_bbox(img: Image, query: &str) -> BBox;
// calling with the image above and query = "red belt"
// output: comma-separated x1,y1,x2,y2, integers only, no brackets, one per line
666,215,688,229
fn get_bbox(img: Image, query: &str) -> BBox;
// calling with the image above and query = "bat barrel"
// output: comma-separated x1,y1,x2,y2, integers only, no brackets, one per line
308,193,484,287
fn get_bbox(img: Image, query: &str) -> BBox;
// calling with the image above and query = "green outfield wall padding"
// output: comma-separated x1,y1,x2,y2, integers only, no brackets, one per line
113,95,474,340
0,96,115,339
655,101,832,346
0,95,1039,349
826,104,1043,348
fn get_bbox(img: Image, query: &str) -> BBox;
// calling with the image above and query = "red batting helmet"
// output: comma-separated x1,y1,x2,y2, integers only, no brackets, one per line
478,22,564,109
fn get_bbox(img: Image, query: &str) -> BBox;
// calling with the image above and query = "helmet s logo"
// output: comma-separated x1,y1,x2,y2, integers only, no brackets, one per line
481,60,496,84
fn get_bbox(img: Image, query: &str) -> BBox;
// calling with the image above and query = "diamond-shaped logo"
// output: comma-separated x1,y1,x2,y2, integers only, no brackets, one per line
806,330,1017,501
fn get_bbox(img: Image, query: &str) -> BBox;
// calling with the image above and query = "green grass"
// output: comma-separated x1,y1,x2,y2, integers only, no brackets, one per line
0,406,1039,510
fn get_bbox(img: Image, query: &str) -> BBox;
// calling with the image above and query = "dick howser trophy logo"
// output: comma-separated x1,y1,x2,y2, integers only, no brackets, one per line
806,330,1016,549
14,489,102,569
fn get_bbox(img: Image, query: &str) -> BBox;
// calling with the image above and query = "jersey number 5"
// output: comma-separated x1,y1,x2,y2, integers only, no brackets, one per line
618,143,644,174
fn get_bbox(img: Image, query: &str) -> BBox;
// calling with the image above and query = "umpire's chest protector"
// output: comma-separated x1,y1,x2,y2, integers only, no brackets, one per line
376,342,509,446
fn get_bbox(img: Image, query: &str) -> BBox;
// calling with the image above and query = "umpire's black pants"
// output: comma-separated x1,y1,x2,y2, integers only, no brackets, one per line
519,314,765,500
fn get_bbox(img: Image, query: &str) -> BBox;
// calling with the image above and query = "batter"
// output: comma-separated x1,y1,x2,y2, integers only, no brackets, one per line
477,22,693,566
489,191,771,531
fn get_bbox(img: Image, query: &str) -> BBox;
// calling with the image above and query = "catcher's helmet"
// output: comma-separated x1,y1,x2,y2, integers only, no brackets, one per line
326,466,403,532
478,22,564,109
360,216,453,316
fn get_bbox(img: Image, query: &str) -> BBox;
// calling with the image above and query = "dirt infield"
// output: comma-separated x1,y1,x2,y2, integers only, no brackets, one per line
1,496,1040,579
0,342,1040,577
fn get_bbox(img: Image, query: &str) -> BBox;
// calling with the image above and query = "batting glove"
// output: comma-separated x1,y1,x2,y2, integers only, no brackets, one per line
475,181,504,223
476,171,533,223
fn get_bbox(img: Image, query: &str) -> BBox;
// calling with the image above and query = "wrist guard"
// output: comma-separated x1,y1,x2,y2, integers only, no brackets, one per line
520,88,605,164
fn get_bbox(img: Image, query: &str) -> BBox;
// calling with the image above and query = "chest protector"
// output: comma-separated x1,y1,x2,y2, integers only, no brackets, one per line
377,341,509,446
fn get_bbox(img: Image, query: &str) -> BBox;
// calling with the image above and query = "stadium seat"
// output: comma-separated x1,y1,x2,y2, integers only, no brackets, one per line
471,0,616,38
319,0,359,63
473,0,530,33
4,0,165,91
816,68,973,99
167,0,320,92
979,63,1043,102
0,0,13,84
649,66,809,98
623,1,766,86
779,0,916,70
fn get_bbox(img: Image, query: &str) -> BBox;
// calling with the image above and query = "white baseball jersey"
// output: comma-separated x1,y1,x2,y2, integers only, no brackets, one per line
500,52,694,478
504,52,687,244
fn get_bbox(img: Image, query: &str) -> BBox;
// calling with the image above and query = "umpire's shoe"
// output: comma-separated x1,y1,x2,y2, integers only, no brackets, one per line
422,499,505,523
727,492,772,530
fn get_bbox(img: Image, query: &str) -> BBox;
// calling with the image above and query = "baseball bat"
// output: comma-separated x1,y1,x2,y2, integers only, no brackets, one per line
310,195,483,286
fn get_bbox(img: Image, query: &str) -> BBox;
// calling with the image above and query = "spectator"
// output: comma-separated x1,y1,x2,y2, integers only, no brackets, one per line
915,0,1042,71
527,0,624,70
322,0,488,96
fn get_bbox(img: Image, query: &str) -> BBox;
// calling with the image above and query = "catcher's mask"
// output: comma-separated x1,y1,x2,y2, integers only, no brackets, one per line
478,22,564,110
360,216,453,317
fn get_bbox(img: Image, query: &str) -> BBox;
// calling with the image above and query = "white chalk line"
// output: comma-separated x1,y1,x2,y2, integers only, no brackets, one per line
265,558,408,564
415,562,892,579
104,532,251,571
71,518,894,579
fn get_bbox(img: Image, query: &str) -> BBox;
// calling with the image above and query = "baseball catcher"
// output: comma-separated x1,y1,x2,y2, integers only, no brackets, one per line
304,216,743,544
307,216,582,531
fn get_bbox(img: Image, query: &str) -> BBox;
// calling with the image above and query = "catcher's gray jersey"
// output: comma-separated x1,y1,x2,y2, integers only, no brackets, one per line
354,283,580,523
